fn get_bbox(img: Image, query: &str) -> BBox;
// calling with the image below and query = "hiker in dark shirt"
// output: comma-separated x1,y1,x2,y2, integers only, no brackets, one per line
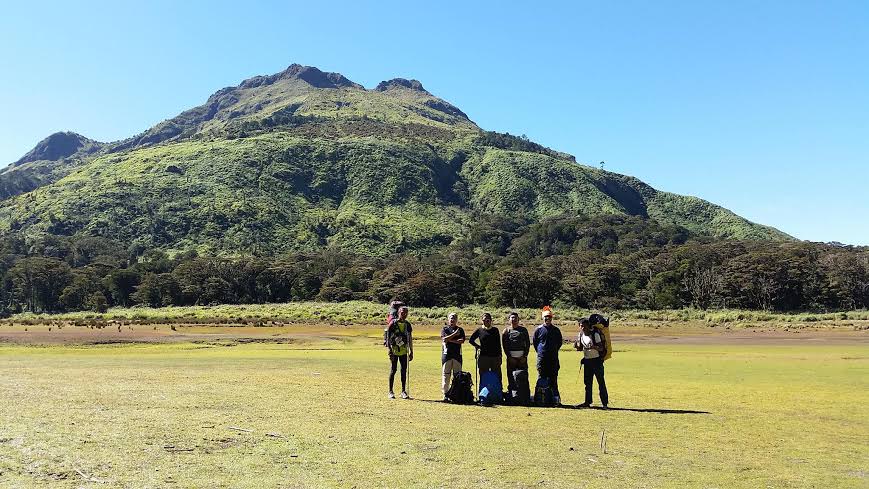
532,307,563,404
469,313,502,384
502,312,530,393
440,312,465,401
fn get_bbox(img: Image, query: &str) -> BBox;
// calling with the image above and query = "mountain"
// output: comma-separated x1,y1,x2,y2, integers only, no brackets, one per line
0,64,791,256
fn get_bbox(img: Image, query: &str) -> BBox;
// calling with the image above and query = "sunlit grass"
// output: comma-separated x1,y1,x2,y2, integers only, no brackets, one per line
0,332,866,487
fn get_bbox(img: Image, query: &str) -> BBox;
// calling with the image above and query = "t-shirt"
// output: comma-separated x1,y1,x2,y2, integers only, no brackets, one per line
387,319,413,356
533,324,563,359
502,326,530,357
470,326,502,357
441,325,465,363
579,330,604,359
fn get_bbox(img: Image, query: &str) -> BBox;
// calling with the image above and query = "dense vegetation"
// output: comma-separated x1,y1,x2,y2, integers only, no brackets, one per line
1,64,847,316
0,214,865,316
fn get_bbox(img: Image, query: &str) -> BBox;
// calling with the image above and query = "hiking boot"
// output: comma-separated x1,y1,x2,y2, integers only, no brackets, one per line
577,402,591,408
388,392,396,399
400,391,409,399
601,404,609,410
442,395,450,402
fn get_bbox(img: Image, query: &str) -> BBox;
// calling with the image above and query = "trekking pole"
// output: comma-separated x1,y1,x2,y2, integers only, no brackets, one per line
474,348,480,401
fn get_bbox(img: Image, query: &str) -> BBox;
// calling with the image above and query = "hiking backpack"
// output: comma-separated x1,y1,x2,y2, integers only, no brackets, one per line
589,313,612,361
383,300,406,347
534,376,555,407
478,371,503,405
447,371,475,404
507,369,531,406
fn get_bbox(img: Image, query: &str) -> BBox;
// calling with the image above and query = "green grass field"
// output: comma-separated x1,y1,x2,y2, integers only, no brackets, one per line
0,330,867,488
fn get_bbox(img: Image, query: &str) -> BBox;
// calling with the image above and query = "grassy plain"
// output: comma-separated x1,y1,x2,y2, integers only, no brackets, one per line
0,322,867,488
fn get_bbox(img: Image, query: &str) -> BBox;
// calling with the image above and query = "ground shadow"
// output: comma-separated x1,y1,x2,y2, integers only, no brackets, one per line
414,398,709,414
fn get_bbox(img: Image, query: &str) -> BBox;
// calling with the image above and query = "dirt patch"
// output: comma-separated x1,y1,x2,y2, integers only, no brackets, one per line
0,323,866,346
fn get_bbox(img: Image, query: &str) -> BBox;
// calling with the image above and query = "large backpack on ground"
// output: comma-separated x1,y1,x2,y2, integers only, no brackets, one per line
446,371,475,404
534,376,555,407
589,313,612,361
506,369,531,406
478,371,503,405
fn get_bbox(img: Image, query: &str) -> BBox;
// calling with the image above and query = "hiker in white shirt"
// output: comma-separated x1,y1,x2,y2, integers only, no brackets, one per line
574,318,609,408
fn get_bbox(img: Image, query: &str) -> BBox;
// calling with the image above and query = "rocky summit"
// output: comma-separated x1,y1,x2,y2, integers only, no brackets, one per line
0,64,790,255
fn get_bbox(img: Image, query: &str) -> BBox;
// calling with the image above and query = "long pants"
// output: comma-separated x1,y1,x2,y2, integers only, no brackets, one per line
442,359,461,394
536,356,560,400
389,354,408,392
583,357,608,405
505,354,528,391
477,355,502,386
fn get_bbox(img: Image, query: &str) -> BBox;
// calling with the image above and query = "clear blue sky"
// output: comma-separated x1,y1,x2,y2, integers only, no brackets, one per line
2,0,867,244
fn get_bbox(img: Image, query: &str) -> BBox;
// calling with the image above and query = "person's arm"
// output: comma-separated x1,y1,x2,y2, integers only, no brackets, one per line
407,324,414,361
452,329,466,344
469,328,481,349
532,328,540,351
494,328,502,356
596,332,607,353
444,329,462,343
502,329,509,353
523,328,531,356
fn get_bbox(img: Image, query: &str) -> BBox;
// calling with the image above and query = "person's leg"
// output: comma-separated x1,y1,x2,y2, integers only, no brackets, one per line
595,360,608,406
583,360,594,405
389,354,398,394
442,360,451,395
399,354,408,393
551,360,561,402
505,356,517,391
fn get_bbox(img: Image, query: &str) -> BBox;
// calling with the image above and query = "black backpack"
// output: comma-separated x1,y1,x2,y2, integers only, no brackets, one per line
447,371,475,404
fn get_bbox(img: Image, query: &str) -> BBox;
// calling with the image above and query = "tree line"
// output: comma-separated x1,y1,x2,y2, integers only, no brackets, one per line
1,215,867,315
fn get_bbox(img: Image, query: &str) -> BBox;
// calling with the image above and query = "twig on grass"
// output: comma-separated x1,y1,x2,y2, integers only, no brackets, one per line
265,432,284,438
600,429,607,454
75,467,106,483
229,426,253,433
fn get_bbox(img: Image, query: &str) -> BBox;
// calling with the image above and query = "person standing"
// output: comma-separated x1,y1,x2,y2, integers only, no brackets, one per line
502,312,530,394
385,306,413,399
469,312,502,385
533,306,563,405
440,312,466,401
574,318,609,408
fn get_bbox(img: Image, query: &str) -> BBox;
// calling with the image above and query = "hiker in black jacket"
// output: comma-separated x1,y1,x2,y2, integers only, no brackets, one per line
532,307,563,404
469,313,502,383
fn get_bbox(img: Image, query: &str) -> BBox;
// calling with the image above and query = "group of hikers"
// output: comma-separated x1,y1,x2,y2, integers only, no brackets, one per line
384,304,610,408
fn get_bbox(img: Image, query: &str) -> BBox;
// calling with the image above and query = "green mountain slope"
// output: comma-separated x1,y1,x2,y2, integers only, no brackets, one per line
0,64,791,255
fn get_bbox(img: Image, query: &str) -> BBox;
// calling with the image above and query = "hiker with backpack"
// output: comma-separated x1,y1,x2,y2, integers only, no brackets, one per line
574,317,609,408
470,312,503,404
502,312,531,405
440,312,466,402
533,306,563,405
385,306,413,399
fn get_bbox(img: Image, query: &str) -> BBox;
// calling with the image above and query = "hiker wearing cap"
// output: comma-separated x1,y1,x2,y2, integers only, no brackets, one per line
385,306,413,399
502,312,530,391
469,312,502,381
574,318,608,408
440,312,466,401
533,306,563,404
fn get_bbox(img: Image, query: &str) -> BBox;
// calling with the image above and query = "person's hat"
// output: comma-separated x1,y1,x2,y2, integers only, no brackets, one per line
541,306,554,318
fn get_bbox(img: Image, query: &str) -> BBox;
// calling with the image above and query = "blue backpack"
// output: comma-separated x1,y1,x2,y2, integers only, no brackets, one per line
478,371,503,405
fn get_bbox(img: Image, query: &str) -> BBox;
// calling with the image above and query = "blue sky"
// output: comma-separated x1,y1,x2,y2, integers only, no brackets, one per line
1,0,867,244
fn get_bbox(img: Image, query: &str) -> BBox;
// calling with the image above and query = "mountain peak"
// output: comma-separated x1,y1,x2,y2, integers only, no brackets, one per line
237,63,363,90
14,131,102,166
375,78,429,93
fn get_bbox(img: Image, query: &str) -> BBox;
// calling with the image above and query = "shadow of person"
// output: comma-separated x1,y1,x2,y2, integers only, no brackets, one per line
558,405,710,414
414,398,709,414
